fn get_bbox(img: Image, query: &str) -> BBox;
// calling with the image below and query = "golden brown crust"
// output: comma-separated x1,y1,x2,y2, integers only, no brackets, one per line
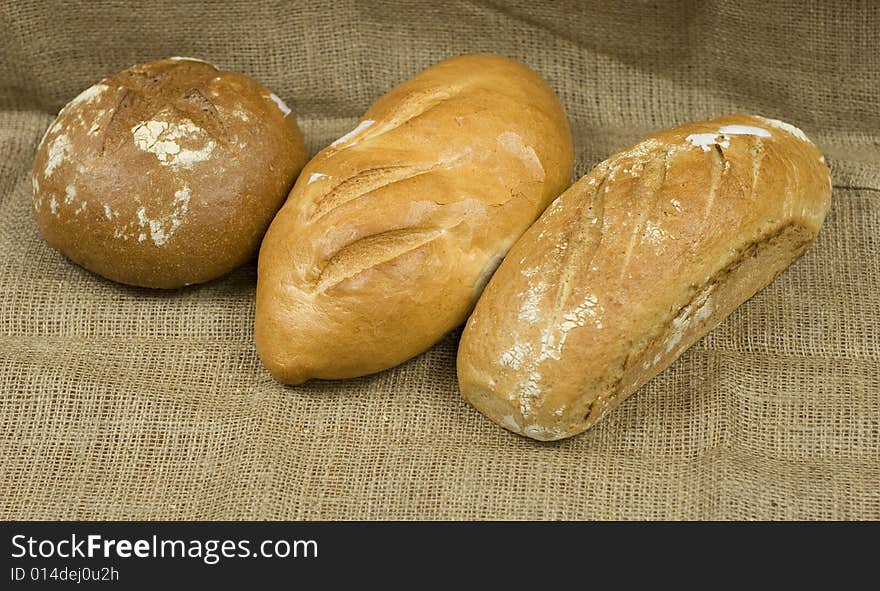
31,57,307,288
255,54,574,384
457,114,832,441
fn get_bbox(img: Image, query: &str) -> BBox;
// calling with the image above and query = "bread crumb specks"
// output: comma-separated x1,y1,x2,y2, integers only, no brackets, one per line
103,204,113,220
49,196,58,214
308,172,328,185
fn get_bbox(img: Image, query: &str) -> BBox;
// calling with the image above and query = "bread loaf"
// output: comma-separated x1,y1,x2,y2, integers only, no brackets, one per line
457,114,832,441
31,57,307,288
255,54,573,384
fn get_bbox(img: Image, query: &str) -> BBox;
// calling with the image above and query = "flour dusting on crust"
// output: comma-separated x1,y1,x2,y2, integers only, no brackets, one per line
686,133,730,152
331,120,375,147
517,281,548,323
498,343,533,371
268,93,292,117
686,123,771,152
168,56,215,66
497,131,545,181
718,124,771,137
64,185,77,205
756,116,811,143
666,286,714,352
68,83,109,109
44,134,71,177
131,119,216,167
133,185,192,247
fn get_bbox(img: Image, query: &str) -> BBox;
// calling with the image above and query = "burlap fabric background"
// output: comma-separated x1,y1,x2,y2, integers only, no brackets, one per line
1,1,877,520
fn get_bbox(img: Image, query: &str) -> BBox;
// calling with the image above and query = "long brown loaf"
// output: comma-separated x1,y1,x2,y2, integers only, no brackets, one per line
255,54,573,384
457,114,832,441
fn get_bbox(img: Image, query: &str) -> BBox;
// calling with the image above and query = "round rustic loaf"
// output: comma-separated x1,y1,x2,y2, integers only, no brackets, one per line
31,57,307,288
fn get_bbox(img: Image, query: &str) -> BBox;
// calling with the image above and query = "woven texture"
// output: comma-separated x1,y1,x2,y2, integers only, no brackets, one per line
1,0,878,520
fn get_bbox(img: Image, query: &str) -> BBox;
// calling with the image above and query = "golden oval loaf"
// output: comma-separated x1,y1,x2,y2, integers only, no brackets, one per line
255,54,573,384
457,114,832,441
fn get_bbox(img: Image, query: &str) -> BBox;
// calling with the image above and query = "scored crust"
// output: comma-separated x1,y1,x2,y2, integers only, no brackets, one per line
254,54,574,384
31,57,307,288
457,114,832,441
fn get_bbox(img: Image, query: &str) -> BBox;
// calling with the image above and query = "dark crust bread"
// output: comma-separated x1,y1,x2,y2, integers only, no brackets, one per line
31,57,307,288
